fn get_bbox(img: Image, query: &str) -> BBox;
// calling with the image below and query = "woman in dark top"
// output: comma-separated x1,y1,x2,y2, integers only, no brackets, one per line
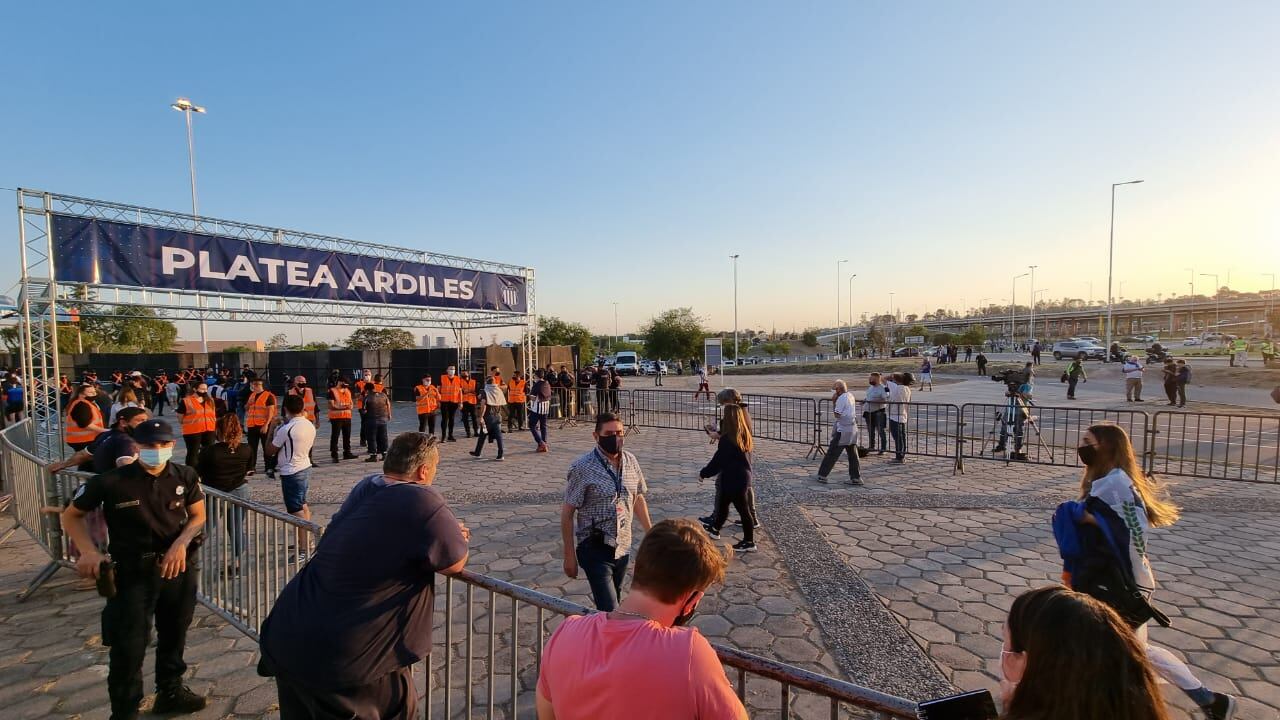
699,403,757,552
197,413,253,573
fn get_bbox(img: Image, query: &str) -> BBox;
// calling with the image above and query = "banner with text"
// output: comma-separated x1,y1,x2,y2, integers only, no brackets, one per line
51,215,528,313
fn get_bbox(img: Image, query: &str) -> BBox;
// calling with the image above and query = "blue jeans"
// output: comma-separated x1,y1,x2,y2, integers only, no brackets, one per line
211,484,252,558
472,413,504,457
528,411,548,446
367,420,389,455
889,419,907,460
280,468,311,513
867,410,887,451
575,537,629,611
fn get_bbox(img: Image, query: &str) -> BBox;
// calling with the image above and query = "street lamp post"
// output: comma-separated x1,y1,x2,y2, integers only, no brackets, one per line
1011,272,1029,349
1105,179,1144,362
731,255,740,368
847,274,857,358
1028,265,1037,344
836,260,847,355
1264,273,1277,336
172,97,210,354
1200,274,1220,329
612,302,619,347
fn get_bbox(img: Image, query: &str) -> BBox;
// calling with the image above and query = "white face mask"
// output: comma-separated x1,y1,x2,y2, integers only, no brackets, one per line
447,368,455,376
139,446,173,468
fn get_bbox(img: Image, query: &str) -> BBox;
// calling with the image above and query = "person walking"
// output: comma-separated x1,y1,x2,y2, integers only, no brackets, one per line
1031,340,1042,366
697,388,761,531
468,377,506,461
976,351,988,376
1231,336,1249,367
362,381,392,462
886,372,913,463
506,371,527,432
653,359,663,386
1160,359,1179,406
964,345,973,362
258,433,469,719
459,369,478,438
608,367,621,415
60,419,209,719
1122,355,1146,402
863,373,889,454
327,376,356,463
414,374,441,434
438,365,462,441
528,369,552,452
244,377,277,478
109,384,144,427
1175,360,1190,407
699,403,758,551
175,381,217,466
265,394,317,563
560,413,654,610
693,364,711,401
1056,423,1238,719
196,413,253,576
151,372,169,417
919,357,933,391
1261,337,1275,366
816,380,863,485
1065,356,1087,400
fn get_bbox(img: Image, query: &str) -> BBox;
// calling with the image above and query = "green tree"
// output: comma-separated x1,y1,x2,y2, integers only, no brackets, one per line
866,325,887,351
930,332,954,346
299,341,333,350
722,337,751,361
641,308,706,361
957,324,988,346
222,345,255,353
762,341,791,356
343,328,417,350
266,333,291,350
801,328,820,347
78,305,177,353
537,316,595,363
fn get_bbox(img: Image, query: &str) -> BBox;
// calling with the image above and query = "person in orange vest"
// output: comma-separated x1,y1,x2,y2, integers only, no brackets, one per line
438,365,463,442
506,371,527,432
175,381,218,465
65,383,108,470
244,376,278,477
288,376,319,425
459,369,478,438
326,376,357,463
414,374,441,434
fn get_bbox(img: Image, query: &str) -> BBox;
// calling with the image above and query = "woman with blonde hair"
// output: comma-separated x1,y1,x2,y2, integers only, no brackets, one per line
1065,422,1236,719
698,403,756,552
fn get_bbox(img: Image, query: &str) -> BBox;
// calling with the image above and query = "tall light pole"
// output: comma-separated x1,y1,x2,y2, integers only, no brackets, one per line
1105,179,1144,362
847,273,857,357
1264,273,1276,336
889,292,896,350
1011,272,1029,348
836,260,847,354
731,255,740,367
1027,265,1038,343
611,302,619,347
172,97,209,353
1201,274,1220,328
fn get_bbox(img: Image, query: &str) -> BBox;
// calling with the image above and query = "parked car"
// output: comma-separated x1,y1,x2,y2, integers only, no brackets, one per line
1182,337,1202,346
1073,336,1102,345
892,347,920,358
614,351,641,375
643,360,668,375
1051,340,1106,361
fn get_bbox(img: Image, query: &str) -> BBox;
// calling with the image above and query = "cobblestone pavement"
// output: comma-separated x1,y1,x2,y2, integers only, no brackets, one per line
3,405,1277,718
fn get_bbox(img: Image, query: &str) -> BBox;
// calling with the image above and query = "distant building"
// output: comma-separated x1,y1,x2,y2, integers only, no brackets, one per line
173,340,265,353
422,335,450,348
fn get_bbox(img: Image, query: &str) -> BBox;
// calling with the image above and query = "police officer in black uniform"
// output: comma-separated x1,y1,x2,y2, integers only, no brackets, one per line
60,418,209,720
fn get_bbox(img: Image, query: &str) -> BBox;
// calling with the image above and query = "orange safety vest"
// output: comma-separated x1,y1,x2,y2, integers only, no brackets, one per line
415,384,440,414
64,398,104,445
461,377,477,404
439,375,462,404
246,391,274,428
507,379,527,403
354,381,384,410
328,387,353,420
180,396,217,435
290,387,318,423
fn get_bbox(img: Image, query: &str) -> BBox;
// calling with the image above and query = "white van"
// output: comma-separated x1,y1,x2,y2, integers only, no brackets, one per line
615,351,641,376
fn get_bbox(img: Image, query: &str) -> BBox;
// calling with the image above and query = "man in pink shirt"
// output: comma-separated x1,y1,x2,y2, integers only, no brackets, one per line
536,519,747,720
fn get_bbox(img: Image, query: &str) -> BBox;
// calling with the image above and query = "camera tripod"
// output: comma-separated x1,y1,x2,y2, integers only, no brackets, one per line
986,393,1051,463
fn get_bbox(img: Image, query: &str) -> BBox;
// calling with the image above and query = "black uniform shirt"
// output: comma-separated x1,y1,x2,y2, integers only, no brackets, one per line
72,461,204,558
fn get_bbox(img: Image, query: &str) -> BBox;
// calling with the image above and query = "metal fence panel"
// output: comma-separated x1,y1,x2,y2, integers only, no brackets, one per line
960,403,1150,468
817,399,961,461
1149,411,1280,483
630,389,722,432
740,393,820,448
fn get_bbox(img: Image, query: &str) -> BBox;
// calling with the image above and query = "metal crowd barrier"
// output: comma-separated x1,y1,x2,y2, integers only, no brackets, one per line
630,388,722,432
959,403,1150,469
741,393,821,451
1148,411,1280,484
423,570,917,720
816,399,963,469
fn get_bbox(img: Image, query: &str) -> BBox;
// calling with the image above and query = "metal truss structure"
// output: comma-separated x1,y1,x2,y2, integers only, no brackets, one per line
16,188,539,460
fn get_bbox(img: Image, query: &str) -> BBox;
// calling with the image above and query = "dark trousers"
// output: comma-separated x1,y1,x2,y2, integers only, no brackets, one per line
711,486,755,543
866,410,888,451
472,413,504,457
529,411,548,446
104,563,198,718
576,537,629,611
329,419,352,458
654,374,662,386
1067,376,1080,398
440,402,458,439
247,426,278,473
183,431,214,466
889,419,907,460
275,666,415,720
1164,382,1178,404
596,388,609,414
151,395,167,416
367,421,389,455
461,402,476,435
708,480,758,525
998,418,1025,451
1176,381,1188,406
357,410,370,447
417,412,437,434
506,403,525,431
818,435,861,480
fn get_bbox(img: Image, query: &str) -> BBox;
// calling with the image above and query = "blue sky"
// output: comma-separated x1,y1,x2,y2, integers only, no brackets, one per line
2,2,1277,344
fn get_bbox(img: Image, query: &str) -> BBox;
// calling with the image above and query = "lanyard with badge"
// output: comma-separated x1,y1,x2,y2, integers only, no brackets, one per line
595,450,629,535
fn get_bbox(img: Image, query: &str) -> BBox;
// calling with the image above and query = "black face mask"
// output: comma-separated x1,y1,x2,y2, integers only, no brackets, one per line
1077,445,1098,466
597,434,622,455
673,595,700,627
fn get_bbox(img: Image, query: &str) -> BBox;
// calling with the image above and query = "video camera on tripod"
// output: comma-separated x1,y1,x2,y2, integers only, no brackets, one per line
990,368,1033,404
